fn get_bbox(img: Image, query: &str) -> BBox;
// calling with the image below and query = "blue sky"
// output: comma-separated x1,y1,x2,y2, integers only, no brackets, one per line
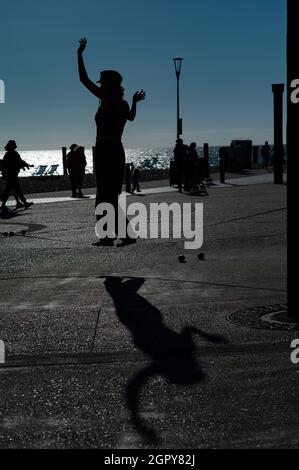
0,0,286,149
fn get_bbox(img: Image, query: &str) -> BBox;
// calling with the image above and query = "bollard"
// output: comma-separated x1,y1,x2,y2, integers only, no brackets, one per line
203,143,209,159
219,147,227,184
203,143,212,183
62,147,67,176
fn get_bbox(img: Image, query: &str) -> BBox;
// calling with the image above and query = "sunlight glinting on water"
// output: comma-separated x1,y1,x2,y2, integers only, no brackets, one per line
8,147,220,176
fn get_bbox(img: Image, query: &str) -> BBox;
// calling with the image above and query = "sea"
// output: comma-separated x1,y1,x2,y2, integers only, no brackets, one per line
10,147,221,177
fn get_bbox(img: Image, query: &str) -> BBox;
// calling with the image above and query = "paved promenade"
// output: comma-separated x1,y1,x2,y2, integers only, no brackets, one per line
3,169,286,207
0,171,296,449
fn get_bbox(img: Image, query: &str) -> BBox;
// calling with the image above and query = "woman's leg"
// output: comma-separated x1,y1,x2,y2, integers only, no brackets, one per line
114,193,137,246
69,172,77,197
1,178,15,208
14,180,27,204
95,189,112,240
13,187,24,207
14,189,21,204
94,142,135,245
77,171,84,196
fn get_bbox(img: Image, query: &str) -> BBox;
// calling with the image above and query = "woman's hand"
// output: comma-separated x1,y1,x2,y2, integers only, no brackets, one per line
133,90,146,103
78,37,87,54
128,90,145,121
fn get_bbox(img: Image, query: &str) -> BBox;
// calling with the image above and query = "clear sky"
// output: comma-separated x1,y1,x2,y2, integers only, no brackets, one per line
0,0,286,149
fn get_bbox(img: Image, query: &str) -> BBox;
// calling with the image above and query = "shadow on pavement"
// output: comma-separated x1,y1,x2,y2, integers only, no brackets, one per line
104,275,228,445
0,209,27,220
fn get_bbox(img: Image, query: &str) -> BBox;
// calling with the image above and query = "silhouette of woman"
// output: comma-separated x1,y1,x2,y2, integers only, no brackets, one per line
77,37,145,246
0,140,34,212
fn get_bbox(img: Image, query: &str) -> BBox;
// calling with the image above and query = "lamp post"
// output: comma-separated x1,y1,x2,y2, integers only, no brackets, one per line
173,57,183,141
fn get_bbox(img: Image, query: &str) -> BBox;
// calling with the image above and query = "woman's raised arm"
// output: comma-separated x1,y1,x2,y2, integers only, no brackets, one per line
77,38,103,99
128,90,145,121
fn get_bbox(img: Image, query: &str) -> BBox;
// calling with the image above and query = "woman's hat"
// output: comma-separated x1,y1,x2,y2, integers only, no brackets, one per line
69,143,79,151
5,140,17,151
97,70,123,84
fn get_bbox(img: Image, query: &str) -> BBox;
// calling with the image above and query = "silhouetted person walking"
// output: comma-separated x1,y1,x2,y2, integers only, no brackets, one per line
66,144,87,198
131,164,141,193
173,138,189,192
261,141,271,171
125,162,132,193
77,37,145,246
0,140,33,212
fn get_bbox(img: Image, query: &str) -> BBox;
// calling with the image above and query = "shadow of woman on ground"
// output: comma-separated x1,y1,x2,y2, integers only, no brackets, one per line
103,276,228,445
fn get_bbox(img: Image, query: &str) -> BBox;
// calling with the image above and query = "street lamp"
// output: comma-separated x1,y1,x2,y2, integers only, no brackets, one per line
173,57,183,141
